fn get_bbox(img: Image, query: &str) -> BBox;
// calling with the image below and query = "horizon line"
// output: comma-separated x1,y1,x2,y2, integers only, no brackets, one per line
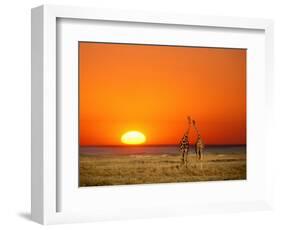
80,144,246,148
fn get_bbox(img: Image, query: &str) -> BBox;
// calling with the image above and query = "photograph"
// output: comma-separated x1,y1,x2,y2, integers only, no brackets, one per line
79,42,246,187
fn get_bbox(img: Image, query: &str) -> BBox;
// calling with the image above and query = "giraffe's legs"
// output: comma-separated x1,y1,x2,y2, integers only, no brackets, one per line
180,148,191,166
185,148,189,167
198,147,203,160
195,145,199,160
181,150,184,164
200,148,204,160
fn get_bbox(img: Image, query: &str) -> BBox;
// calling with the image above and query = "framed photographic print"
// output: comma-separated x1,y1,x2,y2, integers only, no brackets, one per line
31,5,274,225
78,42,247,187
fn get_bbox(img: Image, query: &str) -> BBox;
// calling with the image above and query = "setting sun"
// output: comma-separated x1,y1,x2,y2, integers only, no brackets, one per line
121,131,146,145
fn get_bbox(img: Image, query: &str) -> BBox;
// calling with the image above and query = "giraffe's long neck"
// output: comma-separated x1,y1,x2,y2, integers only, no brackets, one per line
193,122,203,143
192,122,199,136
193,123,204,147
186,123,191,135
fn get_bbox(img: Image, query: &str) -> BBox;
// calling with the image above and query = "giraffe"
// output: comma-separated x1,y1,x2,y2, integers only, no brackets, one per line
192,119,204,160
179,116,191,165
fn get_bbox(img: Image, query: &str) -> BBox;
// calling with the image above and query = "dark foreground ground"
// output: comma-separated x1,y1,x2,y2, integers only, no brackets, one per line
79,152,246,186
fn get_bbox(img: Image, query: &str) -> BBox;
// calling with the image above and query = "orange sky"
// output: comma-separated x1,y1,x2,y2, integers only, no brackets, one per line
79,42,246,146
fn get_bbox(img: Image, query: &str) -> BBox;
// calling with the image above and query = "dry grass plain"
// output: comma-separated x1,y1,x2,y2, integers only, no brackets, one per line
79,152,246,186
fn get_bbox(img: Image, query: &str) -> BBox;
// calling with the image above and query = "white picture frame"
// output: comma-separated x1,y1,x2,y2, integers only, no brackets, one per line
31,4,274,225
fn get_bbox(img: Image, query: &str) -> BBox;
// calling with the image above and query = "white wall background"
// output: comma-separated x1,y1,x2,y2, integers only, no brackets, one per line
0,0,280,229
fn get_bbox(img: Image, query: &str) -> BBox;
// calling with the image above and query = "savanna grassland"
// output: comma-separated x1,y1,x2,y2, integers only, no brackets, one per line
79,151,246,186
